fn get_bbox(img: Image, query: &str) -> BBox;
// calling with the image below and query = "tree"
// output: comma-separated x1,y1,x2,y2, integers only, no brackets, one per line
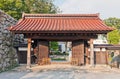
0,0,27,20
107,30,120,44
104,18,120,44
50,41,59,51
0,0,60,20
25,0,60,13
104,17,120,29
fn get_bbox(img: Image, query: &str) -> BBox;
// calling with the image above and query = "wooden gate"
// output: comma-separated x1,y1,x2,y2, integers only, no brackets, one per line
37,41,50,65
71,40,84,65
95,51,108,64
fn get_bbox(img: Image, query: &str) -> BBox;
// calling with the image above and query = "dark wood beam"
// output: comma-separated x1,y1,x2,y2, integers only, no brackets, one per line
25,33,97,41
14,30,110,34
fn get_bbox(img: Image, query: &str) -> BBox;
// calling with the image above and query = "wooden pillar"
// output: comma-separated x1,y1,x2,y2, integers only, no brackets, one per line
90,39,94,66
26,38,31,68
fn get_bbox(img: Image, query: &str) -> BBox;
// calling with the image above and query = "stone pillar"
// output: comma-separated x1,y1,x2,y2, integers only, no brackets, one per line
90,39,94,66
26,38,31,69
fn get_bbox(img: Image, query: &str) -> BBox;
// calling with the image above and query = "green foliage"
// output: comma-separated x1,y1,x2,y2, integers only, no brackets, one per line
50,41,58,51
25,0,60,13
107,30,120,44
0,0,26,20
104,17,120,29
0,0,60,20
51,58,66,61
104,18,120,44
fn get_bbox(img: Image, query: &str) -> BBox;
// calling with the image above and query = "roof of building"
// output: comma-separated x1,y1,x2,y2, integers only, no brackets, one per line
9,13,113,33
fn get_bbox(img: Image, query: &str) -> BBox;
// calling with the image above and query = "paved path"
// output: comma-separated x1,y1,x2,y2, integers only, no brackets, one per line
0,64,120,79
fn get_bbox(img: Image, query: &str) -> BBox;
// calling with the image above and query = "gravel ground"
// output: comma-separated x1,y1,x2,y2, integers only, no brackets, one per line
0,64,120,79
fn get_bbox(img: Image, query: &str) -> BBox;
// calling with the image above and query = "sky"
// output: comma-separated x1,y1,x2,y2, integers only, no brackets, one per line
54,0,120,19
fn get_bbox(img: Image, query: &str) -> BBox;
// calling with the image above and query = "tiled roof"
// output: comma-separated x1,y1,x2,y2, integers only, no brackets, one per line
9,13,113,33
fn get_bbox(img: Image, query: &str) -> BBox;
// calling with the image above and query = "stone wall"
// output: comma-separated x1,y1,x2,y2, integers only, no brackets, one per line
0,10,18,72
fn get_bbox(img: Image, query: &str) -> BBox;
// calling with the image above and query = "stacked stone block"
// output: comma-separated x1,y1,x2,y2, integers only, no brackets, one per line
0,10,18,72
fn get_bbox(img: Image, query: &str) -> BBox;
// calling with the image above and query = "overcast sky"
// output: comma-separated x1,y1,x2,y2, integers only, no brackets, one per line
54,0,120,19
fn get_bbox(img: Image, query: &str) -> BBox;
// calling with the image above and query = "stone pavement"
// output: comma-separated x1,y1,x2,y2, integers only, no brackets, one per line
0,64,120,79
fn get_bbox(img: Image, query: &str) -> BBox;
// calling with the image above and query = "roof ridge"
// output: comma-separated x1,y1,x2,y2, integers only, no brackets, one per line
22,13,99,18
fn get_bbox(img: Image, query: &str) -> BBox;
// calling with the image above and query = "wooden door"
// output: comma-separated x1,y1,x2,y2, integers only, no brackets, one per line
95,52,107,64
17,51,27,63
38,41,50,65
72,40,84,65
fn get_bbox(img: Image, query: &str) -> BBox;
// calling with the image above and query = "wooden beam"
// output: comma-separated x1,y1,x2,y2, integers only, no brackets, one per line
26,38,31,69
25,34,97,40
90,39,94,67
13,30,110,34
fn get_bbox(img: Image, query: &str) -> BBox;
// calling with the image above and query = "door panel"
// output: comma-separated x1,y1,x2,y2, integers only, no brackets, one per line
72,40,84,65
38,41,50,65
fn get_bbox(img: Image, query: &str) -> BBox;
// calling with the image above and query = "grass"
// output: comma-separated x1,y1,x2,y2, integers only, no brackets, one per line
51,58,66,61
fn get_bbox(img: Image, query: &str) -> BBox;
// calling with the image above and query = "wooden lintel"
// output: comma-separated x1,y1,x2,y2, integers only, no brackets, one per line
24,33,97,40
47,33,49,35
55,33,58,35
13,30,110,34
26,34,97,40
34,33,36,36
72,33,74,35
51,33,54,35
